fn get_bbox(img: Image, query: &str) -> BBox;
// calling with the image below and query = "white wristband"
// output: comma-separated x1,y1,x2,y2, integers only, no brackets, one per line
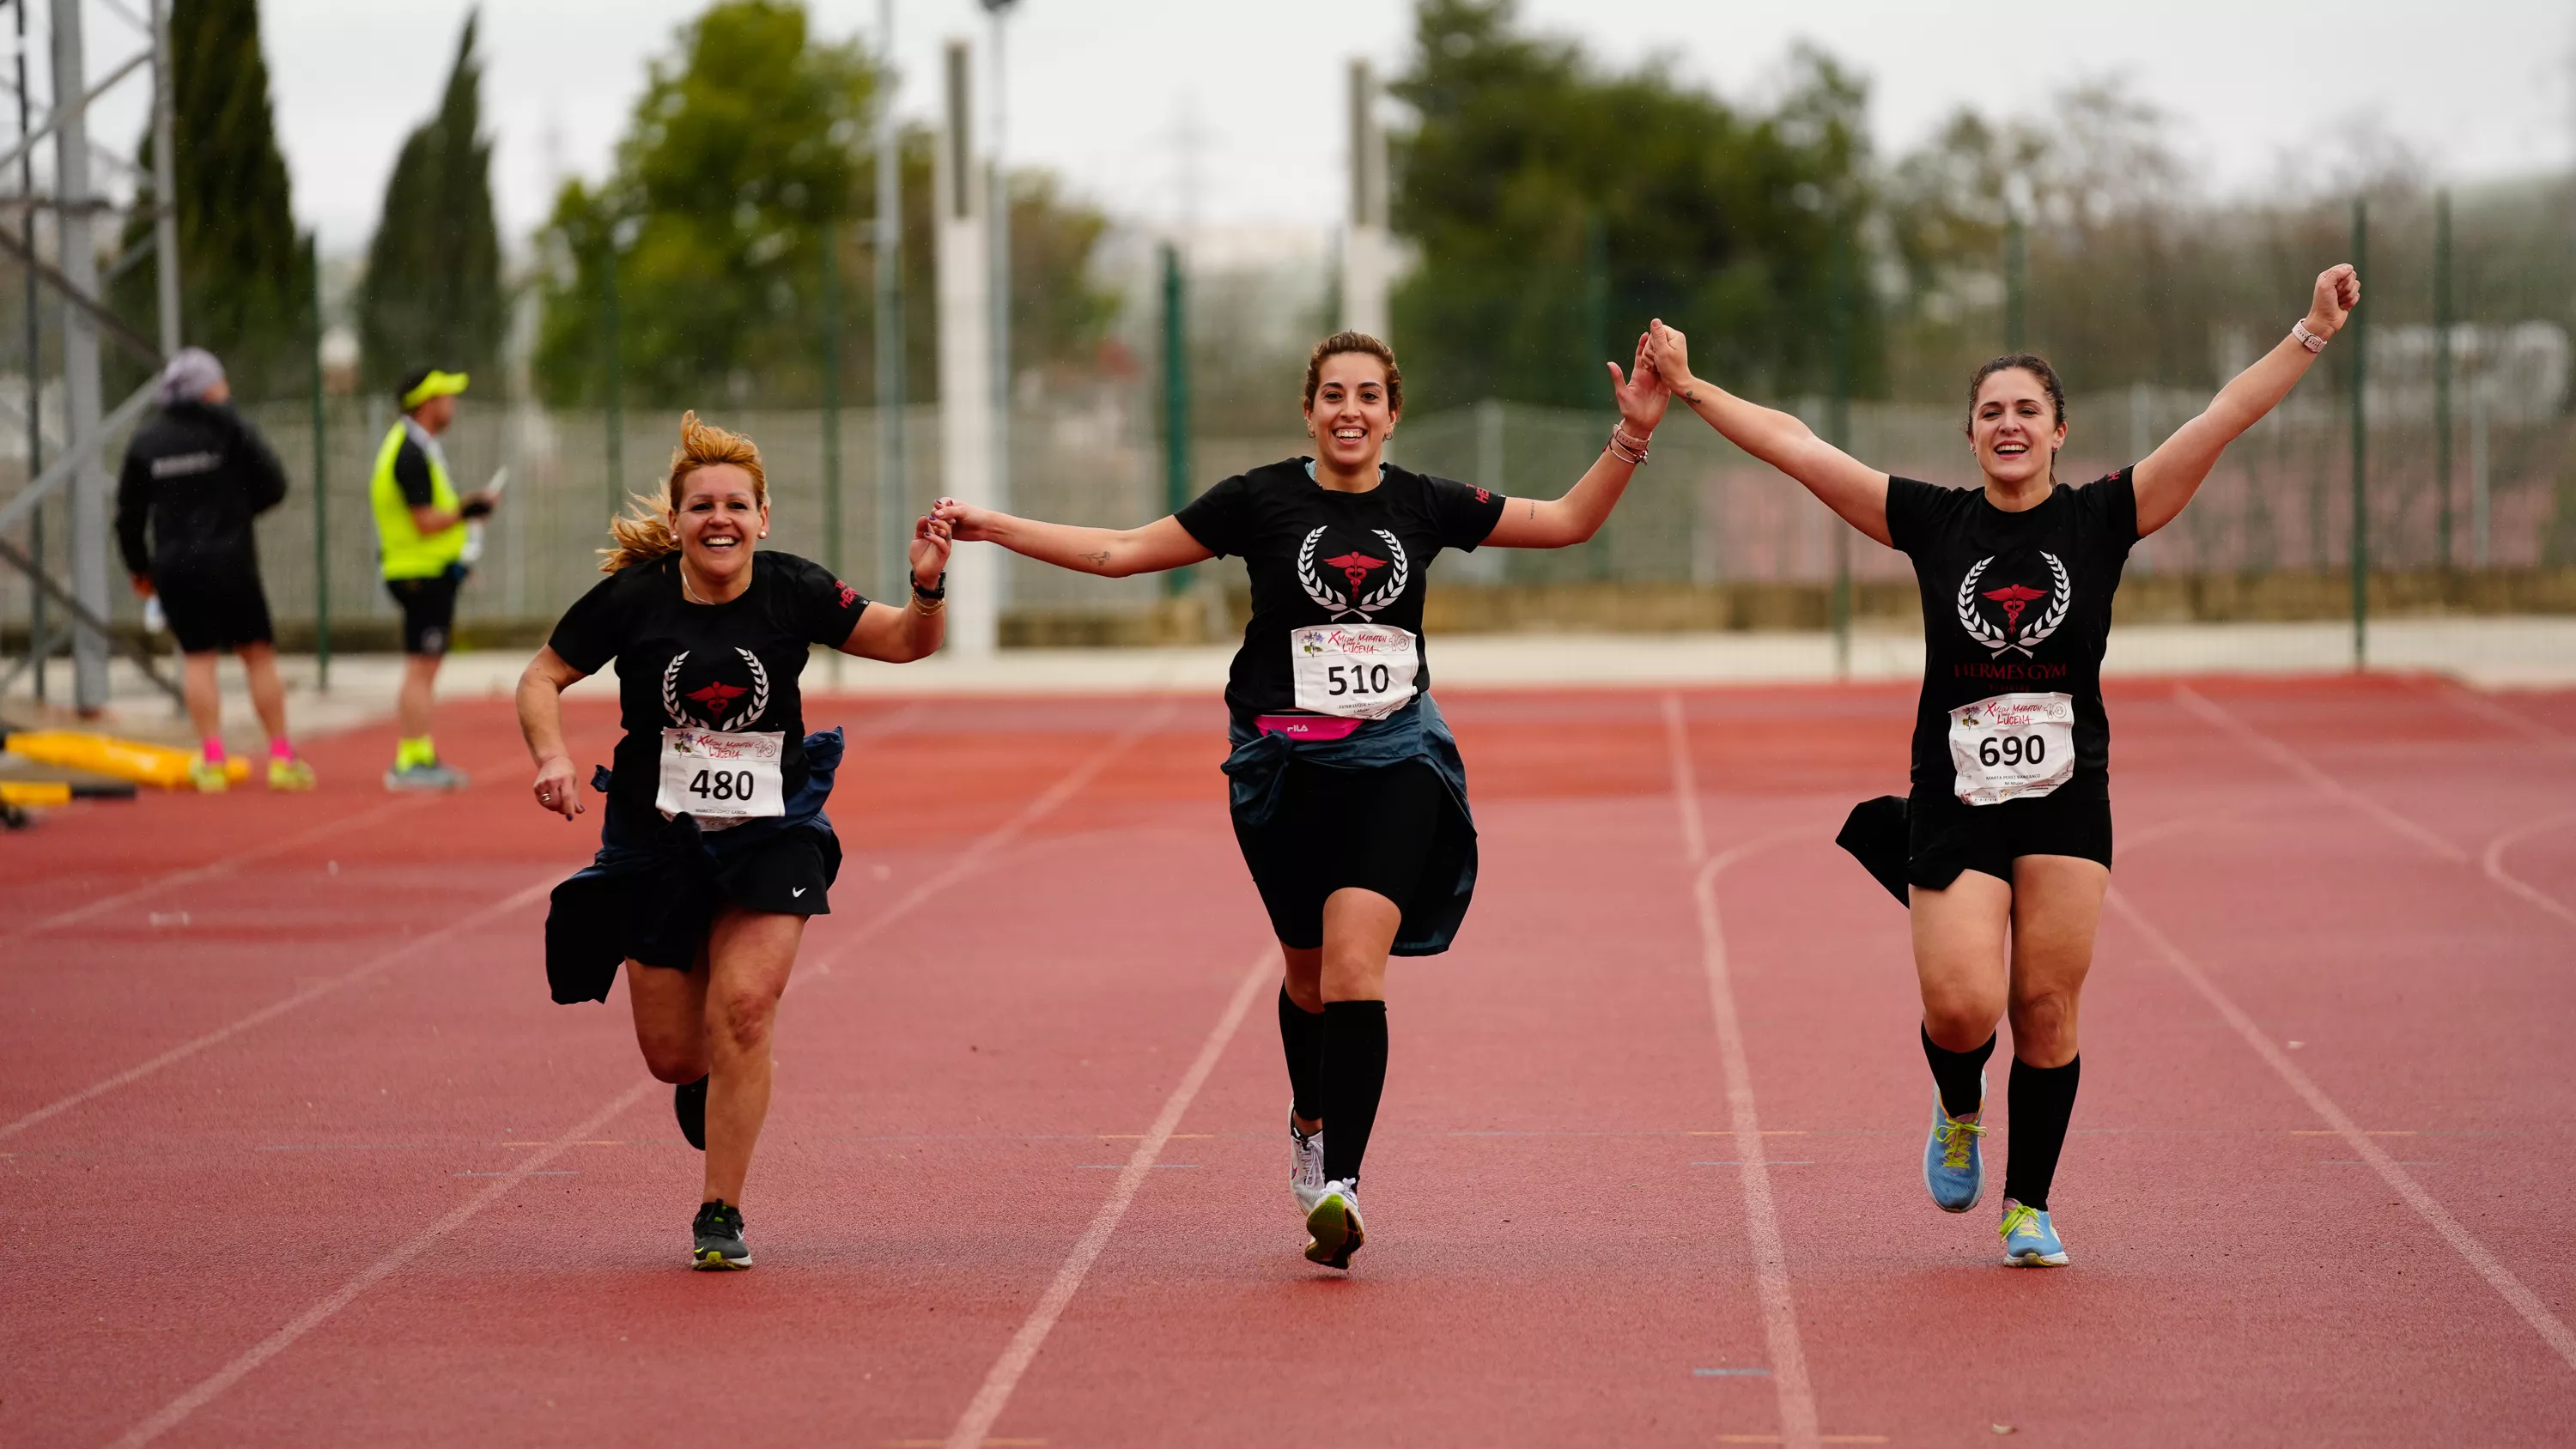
2292,319,2327,354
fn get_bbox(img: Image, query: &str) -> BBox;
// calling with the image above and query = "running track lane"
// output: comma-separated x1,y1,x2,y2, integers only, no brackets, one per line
3,680,2572,1445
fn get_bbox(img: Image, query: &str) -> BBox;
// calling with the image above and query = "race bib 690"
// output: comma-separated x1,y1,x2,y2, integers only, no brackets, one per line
1948,692,2076,806
1290,623,1419,719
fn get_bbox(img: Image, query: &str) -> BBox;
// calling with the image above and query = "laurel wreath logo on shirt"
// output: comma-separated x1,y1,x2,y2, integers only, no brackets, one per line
1296,526,1409,621
1955,553,2072,658
661,647,772,731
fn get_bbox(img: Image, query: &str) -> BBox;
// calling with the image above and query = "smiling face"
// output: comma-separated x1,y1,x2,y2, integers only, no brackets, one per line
671,463,767,581
1303,352,1399,474
1969,367,2066,488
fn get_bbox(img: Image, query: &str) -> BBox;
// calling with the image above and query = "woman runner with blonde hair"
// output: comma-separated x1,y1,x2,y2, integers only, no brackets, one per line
518,411,953,1270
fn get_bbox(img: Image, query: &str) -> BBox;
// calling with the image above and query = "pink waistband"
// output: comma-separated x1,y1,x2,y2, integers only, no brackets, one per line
1255,714,1363,742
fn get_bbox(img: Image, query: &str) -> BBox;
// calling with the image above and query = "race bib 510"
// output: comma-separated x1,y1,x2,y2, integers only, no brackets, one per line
1289,623,1419,719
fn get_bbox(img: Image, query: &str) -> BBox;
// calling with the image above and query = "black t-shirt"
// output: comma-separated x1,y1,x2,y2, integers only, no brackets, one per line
1176,458,1506,720
546,550,871,822
1886,470,2139,801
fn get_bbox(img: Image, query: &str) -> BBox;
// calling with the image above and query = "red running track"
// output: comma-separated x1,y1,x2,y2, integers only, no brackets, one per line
3,675,2573,1447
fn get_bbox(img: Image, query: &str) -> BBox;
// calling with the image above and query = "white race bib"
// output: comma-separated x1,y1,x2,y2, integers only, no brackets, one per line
1290,623,1419,719
1948,692,2076,806
655,727,786,827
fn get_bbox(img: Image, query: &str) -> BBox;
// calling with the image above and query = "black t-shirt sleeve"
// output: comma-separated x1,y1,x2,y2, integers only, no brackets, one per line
392,438,436,509
1422,473,1508,551
781,554,872,646
1173,473,1254,557
1883,476,1941,554
2075,468,2141,551
114,443,154,578
546,569,630,675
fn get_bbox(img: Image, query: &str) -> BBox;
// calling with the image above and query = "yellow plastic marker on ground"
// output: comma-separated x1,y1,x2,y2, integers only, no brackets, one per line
2,730,249,789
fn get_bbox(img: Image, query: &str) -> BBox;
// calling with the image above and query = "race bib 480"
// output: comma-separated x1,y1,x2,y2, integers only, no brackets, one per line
1948,692,2076,805
655,727,787,826
1290,623,1419,719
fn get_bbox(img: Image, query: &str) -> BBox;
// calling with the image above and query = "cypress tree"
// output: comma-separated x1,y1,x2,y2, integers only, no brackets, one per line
356,9,504,397
110,0,308,400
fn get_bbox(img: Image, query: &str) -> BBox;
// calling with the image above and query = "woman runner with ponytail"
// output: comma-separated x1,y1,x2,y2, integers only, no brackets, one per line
935,330,1668,1269
1647,264,2359,1265
517,412,952,1270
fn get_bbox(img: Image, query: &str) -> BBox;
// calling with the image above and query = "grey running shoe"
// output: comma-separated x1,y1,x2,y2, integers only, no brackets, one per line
692,1200,751,1270
675,1075,708,1151
1290,1118,1327,1213
383,761,469,792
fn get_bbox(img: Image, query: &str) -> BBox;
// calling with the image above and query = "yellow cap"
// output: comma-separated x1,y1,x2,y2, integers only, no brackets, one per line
400,370,470,410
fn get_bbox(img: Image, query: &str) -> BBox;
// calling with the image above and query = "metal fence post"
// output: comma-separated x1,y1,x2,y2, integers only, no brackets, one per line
2432,188,2452,572
1161,240,1190,597
310,257,329,688
2348,196,2368,671
1828,226,1853,677
820,217,842,575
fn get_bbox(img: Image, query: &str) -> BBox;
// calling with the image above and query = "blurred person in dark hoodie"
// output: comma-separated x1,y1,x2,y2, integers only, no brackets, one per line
115,346,313,791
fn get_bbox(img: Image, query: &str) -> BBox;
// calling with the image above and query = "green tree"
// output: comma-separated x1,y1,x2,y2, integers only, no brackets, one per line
110,0,310,400
356,10,505,396
534,0,1115,408
1390,0,1877,412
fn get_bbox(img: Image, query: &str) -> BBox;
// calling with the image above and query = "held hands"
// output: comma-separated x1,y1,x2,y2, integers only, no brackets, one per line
1607,330,1671,436
1646,319,1695,396
928,497,1000,543
2306,264,2360,341
532,754,583,821
909,513,955,590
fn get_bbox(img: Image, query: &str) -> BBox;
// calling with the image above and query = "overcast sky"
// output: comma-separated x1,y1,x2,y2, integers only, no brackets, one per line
104,1,2576,253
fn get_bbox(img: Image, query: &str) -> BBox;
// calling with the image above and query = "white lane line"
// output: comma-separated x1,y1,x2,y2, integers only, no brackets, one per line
2439,685,2575,750
1663,692,1822,1449
1,876,556,1143
2105,887,2576,1377
102,1080,657,1449
101,707,1181,1446
2172,685,2467,863
8,793,433,943
2482,813,2576,931
942,946,1278,1449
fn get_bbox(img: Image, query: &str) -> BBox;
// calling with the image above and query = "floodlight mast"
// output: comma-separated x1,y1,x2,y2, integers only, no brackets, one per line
1342,58,1388,339
981,0,1017,593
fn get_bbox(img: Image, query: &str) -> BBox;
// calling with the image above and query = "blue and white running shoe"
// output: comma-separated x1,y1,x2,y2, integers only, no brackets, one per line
1922,1080,1985,1214
1998,1199,2069,1266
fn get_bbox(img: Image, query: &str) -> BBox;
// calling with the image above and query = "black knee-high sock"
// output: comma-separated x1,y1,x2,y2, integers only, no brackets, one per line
1921,1025,1996,1119
1278,987,1326,1123
1318,1000,1388,1185
2002,1055,2081,1210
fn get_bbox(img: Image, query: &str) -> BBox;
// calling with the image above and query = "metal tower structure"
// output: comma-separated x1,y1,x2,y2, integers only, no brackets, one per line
0,0,183,712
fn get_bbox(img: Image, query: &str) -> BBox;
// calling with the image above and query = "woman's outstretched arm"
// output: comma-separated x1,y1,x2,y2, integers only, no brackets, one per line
1646,319,1893,547
928,503,1212,579
1483,332,1671,549
2134,264,2358,537
517,646,588,820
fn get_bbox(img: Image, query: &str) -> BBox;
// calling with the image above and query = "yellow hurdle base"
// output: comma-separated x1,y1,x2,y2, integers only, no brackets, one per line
3,731,251,790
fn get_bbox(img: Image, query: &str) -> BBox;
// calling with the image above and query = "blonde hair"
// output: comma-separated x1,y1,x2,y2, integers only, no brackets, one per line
599,410,770,573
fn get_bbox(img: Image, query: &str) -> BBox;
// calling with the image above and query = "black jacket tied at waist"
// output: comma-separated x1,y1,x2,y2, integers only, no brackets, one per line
544,727,843,1003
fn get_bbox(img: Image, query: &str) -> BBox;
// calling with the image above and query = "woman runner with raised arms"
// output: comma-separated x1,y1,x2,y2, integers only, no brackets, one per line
518,412,952,1270
935,330,1668,1269
1647,264,2360,1265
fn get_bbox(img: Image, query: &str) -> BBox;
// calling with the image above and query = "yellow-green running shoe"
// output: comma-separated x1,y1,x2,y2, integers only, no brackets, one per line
187,756,229,792
1303,1179,1365,1270
1999,1199,2069,1267
266,757,316,791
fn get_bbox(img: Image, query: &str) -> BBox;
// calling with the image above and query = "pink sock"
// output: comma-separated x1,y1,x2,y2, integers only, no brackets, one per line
201,737,228,764
269,738,295,761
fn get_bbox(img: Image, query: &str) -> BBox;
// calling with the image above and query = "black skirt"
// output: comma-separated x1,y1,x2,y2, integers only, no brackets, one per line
1233,757,1447,951
1837,789,2114,904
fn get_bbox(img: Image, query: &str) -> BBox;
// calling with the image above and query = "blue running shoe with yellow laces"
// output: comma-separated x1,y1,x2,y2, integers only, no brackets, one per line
1999,1199,2069,1266
1921,1081,1985,1213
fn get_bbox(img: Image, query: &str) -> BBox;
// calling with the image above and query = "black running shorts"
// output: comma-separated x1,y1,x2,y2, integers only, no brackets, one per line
155,565,274,653
1905,788,2113,892
622,828,838,972
385,566,465,656
1234,758,1444,950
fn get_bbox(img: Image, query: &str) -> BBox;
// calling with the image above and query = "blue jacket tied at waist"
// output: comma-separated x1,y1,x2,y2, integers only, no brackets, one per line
1223,695,1478,955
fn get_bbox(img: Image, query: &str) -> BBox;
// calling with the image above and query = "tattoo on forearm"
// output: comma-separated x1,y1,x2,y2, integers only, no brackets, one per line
1077,549,1110,567
1527,500,1536,520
